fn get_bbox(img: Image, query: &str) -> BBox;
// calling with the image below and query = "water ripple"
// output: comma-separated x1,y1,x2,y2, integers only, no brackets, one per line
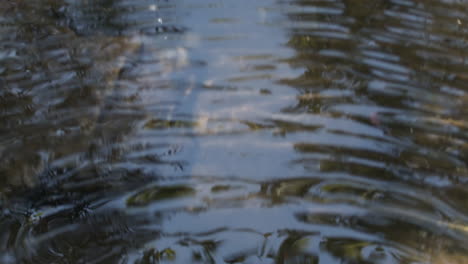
1,0,468,263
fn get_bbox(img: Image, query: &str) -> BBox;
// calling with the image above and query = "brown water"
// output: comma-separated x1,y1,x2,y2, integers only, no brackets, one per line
1,0,468,263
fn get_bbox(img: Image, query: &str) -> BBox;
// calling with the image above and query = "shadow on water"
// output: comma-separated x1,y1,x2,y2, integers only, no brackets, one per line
1,0,468,263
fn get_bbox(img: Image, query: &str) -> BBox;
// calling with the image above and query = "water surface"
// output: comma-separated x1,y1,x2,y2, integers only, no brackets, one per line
1,0,468,263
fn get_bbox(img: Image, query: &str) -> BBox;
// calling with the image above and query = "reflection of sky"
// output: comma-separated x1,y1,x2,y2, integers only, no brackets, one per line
175,0,299,82
139,0,304,179
129,0,406,181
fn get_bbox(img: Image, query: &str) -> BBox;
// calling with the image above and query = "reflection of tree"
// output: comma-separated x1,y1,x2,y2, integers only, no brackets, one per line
0,0,187,192
281,0,468,263
284,0,468,181
52,0,126,36
0,27,141,192
0,1,189,262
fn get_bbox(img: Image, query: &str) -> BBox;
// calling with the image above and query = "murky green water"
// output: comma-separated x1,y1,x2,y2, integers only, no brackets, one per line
1,0,468,263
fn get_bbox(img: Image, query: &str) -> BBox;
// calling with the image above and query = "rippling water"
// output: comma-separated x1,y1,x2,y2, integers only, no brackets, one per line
1,0,468,263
